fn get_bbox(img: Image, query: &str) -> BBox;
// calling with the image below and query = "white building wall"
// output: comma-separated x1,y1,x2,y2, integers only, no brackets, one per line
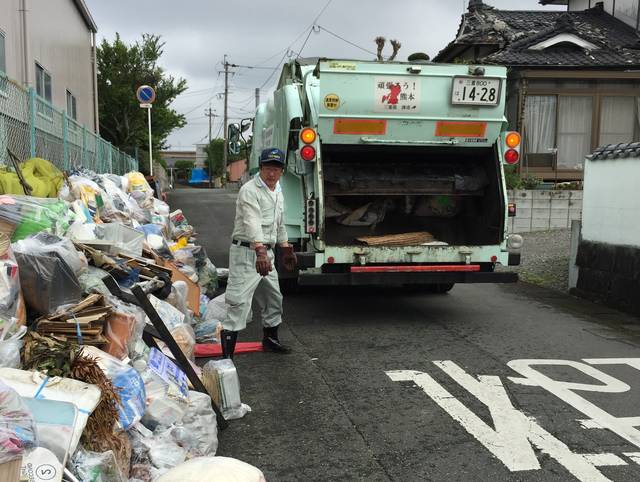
581,157,640,247
0,0,24,82
30,0,95,129
0,0,96,131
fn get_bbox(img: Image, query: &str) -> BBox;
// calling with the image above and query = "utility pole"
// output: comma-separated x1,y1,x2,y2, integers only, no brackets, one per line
204,103,217,187
223,55,229,171
205,103,215,145
255,87,260,109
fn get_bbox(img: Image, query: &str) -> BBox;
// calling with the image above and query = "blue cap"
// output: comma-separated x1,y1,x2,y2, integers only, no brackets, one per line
259,148,285,166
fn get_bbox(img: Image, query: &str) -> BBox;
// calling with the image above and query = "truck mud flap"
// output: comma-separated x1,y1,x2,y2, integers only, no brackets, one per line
298,271,518,286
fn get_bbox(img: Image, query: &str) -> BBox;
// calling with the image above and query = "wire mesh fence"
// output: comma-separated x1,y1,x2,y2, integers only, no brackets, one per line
0,72,137,175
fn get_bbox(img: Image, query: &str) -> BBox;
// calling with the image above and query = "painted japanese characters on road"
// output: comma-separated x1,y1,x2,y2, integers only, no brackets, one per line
374,77,421,113
387,358,640,482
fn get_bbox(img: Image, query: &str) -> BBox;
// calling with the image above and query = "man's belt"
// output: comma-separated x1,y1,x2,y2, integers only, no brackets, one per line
232,239,273,250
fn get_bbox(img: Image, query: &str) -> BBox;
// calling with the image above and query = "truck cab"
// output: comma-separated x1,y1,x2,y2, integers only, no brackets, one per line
230,57,522,287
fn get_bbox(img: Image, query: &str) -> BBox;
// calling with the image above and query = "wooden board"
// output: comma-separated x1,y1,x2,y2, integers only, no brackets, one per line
164,261,201,316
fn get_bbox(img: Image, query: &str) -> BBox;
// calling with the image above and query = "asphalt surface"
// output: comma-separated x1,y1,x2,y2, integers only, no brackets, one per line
170,188,640,482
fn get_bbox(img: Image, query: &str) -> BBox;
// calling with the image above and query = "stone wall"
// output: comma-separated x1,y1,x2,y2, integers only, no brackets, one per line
507,190,583,233
574,240,640,316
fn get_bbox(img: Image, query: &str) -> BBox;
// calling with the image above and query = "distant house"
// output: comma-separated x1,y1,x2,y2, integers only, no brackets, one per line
435,0,640,181
160,149,196,168
0,0,99,132
227,158,247,183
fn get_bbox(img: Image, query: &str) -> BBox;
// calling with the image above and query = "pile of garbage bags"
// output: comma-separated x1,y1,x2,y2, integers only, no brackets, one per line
0,159,261,481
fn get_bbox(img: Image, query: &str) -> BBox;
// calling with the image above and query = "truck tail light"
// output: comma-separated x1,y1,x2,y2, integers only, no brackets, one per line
504,149,519,164
300,128,317,144
503,131,521,165
305,198,316,233
300,145,316,161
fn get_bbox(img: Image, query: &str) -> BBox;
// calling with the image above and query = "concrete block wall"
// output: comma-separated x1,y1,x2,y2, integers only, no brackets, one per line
574,240,640,317
507,190,583,233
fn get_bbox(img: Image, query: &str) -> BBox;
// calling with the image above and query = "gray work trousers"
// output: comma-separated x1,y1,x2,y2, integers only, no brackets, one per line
222,244,283,332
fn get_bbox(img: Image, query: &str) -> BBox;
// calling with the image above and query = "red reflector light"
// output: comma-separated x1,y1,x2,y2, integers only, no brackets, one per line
504,149,519,164
491,256,498,263
300,145,316,161
350,265,481,273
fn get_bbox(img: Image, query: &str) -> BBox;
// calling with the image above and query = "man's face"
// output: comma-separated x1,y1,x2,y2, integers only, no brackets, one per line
259,164,284,190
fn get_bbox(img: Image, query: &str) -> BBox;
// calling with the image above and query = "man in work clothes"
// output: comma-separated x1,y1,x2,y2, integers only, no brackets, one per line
220,148,297,359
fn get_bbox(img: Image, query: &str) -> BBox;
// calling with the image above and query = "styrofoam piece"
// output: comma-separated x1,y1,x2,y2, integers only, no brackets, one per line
0,368,101,458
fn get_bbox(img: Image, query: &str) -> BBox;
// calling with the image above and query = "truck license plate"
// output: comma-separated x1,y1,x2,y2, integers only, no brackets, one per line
451,77,501,106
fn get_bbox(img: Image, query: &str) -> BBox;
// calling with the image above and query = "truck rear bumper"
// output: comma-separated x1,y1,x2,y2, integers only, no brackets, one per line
298,270,518,286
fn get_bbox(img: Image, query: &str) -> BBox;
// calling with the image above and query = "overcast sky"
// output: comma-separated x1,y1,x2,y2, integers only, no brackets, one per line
84,0,564,151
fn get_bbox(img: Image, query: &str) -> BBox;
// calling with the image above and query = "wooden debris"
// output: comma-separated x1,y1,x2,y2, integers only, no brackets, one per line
356,231,435,246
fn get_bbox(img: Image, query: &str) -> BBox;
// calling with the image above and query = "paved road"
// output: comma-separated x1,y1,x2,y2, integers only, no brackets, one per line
171,188,640,482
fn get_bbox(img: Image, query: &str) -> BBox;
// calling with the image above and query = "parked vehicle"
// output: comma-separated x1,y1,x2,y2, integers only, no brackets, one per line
228,57,522,289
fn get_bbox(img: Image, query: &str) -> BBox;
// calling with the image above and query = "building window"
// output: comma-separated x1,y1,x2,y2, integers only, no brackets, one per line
0,31,6,74
35,63,52,102
66,90,77,120
599,96,640,147
524,96,557,167
524,95,593,170
557,96,592,170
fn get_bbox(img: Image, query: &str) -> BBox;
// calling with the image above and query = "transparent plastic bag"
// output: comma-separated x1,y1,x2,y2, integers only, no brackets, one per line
180,390,218,456
0,380,38,464
0,247,21,322
0,319,26,368
12,232,87,275
148,427,187,471
81,346,146,430
12,244,81,317
204,294,227,324
0,195,72,242
70,446,125,482
202,359,251,420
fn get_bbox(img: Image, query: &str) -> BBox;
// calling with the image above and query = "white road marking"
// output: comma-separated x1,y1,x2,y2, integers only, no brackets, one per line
623,452,640,464
387,363,619,481
508,359,640,451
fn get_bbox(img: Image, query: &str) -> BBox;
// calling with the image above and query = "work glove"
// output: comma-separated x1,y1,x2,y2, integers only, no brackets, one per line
281,245,297,271
255,245,272,276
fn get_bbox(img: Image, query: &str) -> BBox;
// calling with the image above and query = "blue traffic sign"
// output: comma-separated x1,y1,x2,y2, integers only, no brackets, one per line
136,85,156,103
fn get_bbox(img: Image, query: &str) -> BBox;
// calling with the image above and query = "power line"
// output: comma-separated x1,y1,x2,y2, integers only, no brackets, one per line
256,0,334,89
296,25,318,59
316,25,377,56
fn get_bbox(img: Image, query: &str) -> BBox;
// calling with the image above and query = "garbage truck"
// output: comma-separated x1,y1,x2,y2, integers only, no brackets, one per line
228,57,522,290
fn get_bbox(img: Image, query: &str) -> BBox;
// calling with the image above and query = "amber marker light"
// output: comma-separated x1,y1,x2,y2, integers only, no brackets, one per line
300,128,317,144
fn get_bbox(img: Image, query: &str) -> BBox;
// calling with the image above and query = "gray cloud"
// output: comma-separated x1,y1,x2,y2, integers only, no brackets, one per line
85,0,564,149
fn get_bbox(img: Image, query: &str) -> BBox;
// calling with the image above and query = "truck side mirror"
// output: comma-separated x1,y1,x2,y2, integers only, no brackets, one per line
227,123,241,155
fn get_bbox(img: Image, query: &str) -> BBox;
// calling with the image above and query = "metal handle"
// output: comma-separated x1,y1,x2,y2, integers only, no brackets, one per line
360,137,459,145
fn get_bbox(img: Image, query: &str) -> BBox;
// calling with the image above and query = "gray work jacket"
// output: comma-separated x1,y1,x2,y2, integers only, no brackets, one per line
231,174,288,245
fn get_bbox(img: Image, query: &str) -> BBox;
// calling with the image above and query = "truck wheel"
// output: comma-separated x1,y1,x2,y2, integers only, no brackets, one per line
431,283,455,294
403,283,455,294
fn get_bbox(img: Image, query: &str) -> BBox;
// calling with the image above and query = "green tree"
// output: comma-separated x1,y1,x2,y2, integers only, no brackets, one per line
204,139,244,180
97,33,187,173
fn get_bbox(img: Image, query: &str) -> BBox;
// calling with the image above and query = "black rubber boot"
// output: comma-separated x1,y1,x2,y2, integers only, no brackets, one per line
220,330,238,359
262,326,291,354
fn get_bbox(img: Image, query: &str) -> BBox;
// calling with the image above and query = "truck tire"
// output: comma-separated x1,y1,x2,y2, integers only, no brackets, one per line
404,283,455,294
430,283,454,294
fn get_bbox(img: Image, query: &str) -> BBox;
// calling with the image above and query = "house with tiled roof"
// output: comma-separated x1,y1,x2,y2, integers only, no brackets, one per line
435,0,640,181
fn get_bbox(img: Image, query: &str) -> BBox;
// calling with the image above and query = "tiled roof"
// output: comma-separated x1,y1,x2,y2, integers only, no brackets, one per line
590,143,640,160
434,2,640,68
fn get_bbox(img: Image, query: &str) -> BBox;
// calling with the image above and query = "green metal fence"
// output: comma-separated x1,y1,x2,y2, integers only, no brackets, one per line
0,72,137,175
